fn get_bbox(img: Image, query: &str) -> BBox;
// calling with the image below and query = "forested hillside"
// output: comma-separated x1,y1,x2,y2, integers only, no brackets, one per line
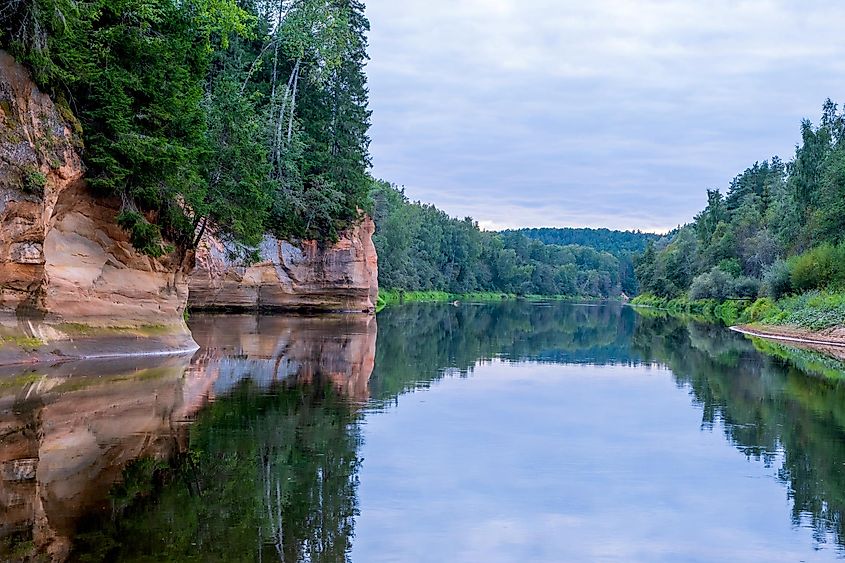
371,181,636,298
512,228,657,257
1,0,372,256
634,100,845,330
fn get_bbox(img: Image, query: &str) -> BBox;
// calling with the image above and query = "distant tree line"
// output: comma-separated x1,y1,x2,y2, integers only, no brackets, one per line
511,227,658,257
371,181,647,298
636,100,845,301
1,0,372,257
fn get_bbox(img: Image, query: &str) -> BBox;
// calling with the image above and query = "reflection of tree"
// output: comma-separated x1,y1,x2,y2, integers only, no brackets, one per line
71,381,361,562
369,302,640,401
632,314,845,550
63,303,845,559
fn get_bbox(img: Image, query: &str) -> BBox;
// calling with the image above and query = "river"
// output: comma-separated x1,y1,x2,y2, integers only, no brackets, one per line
2,302,845,561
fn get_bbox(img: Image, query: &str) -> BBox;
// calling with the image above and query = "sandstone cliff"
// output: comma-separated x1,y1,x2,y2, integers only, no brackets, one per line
189,220,379,313
0,49,380,366
0,50,194,362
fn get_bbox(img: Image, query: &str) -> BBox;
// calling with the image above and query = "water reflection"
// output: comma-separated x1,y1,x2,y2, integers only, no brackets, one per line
0,314,376,562
369,301,639,402
632,314,845,550
184,314,377,410
0,356,192,561
1,303,845,560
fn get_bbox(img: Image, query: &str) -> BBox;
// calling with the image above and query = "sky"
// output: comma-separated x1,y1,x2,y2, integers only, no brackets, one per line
364,0,845,233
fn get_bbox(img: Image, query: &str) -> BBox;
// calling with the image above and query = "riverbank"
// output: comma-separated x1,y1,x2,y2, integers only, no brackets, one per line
375,290,617,310
630,291,845,351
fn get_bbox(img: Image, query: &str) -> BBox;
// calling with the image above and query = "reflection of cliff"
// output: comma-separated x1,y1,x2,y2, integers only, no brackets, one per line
0,356,191,561
0,314,376,561
69,356,366,561
631,315,845,550
182,314,377,415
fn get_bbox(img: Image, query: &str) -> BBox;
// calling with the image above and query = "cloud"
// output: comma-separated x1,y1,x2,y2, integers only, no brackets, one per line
364,0,845,231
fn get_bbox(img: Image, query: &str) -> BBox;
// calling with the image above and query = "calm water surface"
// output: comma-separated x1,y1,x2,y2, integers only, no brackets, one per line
3,303,845,561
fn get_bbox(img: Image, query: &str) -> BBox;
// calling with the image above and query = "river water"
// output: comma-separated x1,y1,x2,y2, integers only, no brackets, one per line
2,302,845,561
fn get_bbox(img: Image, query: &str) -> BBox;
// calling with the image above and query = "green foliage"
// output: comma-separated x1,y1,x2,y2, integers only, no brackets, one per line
116,210,167,258
1,0,374,255
371,181,627,298
630,292,752,326
745,297,777,323
712,299,749,327
21,164,46,195
787,243,845,293
717,258,742,277
762,259,793,299
733,276,761,299
687,267,759,302
769,291,845,331
635,101,845,331
509,227,657,256
636,289,845,332
690,268,735,301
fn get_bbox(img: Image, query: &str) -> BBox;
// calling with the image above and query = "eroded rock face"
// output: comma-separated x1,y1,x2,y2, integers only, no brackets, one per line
189,219,379,313
0,50,194,361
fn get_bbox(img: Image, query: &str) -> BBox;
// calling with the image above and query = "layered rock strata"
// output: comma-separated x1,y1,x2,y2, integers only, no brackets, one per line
189,220,379,313
0,50,195,363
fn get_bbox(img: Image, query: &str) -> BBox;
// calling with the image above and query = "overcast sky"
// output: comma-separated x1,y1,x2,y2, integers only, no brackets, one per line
364,0,845,233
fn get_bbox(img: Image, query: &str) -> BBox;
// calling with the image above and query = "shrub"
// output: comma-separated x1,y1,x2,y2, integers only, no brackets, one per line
732,276,760,299
717,258,742,277
116,210,166,257
713,299,749,326
21,165,47,195
689,268,733,301
776,290,845,330
762,258,792,299
745,297,777,323
788,244,845,292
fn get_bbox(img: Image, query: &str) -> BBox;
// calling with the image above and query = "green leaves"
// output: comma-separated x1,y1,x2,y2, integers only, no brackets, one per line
116,210,168,257
370,181,626,298
2,0,374,256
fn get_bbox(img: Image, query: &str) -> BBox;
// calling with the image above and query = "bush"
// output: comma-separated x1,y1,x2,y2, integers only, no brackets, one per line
713,299,750,326
762,259,792,299
116,210,166,257
775,290,845,330
717,258,742,277
788,244,845,292
689,268,733,301
22,165,47,195
733,276,760,299
745,297,777,323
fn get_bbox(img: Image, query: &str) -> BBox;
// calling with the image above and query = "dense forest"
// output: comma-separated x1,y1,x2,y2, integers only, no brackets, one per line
635,100,845,312
512,228,657,257
1,0,372,256
371,180,641,298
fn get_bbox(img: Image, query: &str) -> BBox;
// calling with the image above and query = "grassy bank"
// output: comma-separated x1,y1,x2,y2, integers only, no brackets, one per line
630,290,845,331
376,290,609,311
